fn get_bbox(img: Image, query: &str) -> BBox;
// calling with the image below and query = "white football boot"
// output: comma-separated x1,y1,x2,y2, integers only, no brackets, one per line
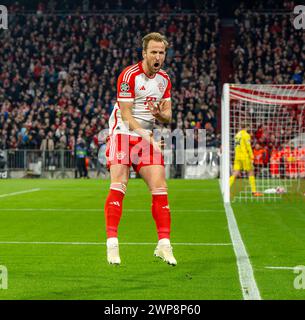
107,237,121,265
154,238,177,266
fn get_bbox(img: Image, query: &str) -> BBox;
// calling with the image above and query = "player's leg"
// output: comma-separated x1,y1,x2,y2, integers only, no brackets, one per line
82,158,87,178
242,158,258,195
139,165,177,266
248,169,263,196
230,171,239,187
104,134,131,264
105,164,129,239
104,164,129,264
76,158,82,178
230,159,241,187
248,169,256,192
83,158,88,178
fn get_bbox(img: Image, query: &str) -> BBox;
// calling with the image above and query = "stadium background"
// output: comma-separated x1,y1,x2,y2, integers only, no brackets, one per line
1,0,303,178
0,0,305,300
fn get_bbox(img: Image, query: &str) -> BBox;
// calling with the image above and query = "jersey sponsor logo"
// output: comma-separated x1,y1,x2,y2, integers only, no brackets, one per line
116,151,126,160
143,96,157,110
139,85,146,90
119,92,132,97
158,82,165,93
120,82,130,92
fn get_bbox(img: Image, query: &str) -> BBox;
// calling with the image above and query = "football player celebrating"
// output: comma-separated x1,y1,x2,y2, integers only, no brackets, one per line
104,32,177,266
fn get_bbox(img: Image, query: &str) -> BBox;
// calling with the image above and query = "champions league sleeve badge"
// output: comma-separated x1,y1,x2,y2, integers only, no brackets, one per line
120,82,130,92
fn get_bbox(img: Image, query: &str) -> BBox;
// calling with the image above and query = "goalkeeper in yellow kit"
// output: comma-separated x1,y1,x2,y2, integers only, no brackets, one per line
230,124,263,197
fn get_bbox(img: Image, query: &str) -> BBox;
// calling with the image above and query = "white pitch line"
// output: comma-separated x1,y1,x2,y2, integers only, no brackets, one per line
0,188,41,199
0,241,232,246
224,203,261,300
0,208,224,213
265,266,304,270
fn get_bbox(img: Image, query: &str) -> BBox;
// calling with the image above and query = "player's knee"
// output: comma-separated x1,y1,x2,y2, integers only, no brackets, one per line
110,182,127,195
151,185,168,195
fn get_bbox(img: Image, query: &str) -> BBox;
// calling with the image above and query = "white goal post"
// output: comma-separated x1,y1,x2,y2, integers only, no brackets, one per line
221,84,305,203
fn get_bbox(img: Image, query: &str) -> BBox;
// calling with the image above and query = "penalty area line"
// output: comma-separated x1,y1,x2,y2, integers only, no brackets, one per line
0,241,232,246
0,188,41,198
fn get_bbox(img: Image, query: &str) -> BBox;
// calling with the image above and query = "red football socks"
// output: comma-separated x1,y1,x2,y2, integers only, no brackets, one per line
104,183,126,238
151,188,171,240
105,184,171,240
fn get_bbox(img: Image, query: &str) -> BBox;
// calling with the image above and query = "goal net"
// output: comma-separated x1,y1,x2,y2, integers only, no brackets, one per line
221,84,305,203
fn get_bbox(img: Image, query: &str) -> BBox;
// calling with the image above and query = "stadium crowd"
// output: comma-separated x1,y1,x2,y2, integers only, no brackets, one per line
231,5,305,84
6,0,218,13
0,11,220,155
1,0,304,176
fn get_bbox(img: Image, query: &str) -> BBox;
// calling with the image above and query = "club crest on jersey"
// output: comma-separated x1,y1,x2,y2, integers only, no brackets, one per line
116,151,126,160
120,82,130,92
158,82,165,93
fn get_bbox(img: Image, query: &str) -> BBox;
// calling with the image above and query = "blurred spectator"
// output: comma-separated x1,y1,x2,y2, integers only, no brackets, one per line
253,143,266,176
40,131,55,152
269,146,281,178
75,137,88,178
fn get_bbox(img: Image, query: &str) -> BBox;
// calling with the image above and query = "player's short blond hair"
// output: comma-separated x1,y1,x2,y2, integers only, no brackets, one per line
142,32,169,51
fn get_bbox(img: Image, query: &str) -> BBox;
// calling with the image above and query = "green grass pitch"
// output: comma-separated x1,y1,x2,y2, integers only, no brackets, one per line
0,178,304,300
